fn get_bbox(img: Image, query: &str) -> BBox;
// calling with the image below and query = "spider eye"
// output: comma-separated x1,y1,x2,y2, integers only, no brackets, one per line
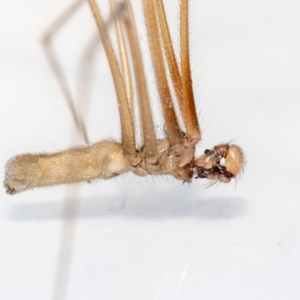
204,149,210,154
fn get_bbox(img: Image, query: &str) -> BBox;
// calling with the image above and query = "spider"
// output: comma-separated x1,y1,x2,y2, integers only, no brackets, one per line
4,0,245,195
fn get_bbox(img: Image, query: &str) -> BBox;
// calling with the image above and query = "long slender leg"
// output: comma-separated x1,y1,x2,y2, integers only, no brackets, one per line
42,3,126,299
88,0,140,166
154,0,201,144
154,0,201,167
180,0,201,143
41,3,89,300
41,2,98,300
143,0,183,154
122,0,159,165
42,0,89,143
155,0,185,123
110,0,134,116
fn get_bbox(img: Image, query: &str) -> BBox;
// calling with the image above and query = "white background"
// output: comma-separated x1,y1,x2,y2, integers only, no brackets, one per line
1,0,300,299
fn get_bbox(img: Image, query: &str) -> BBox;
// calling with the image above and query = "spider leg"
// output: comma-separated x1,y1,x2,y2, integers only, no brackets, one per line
155,0,185,126
89,0,145,168
42,0,90,143
143,0,183,156
145,0,201,170
157,0,201,167
180,0,201,143
120,0,159,165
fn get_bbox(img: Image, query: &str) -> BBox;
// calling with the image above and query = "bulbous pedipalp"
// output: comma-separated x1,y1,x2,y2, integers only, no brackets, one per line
225,145,244,176
193,143,245,183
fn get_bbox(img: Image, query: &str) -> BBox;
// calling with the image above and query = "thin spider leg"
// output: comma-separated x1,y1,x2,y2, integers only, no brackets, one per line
77,5,130,127
76,33,101,122
121,0,158,164
41,3,94,299
42,3,109,300
110,0,134,116
42,0,89,143
143,0,183,154
88,0,139,165
180,0,201,143
155,0,185,125
41,2,99,300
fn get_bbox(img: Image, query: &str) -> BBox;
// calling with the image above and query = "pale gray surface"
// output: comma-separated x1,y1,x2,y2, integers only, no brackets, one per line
0,1,300,299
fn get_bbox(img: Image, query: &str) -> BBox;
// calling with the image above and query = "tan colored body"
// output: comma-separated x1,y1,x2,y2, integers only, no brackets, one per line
4,137,197,194
4,141,129,194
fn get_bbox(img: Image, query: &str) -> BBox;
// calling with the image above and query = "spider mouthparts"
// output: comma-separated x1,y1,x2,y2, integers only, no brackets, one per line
195,165,233,183
193,143,245,183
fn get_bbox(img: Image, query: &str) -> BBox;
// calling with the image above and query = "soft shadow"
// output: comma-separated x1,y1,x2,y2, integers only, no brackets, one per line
9,193,248,222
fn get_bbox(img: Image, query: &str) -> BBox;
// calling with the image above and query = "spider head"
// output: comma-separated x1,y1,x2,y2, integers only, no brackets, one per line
194,144,245,183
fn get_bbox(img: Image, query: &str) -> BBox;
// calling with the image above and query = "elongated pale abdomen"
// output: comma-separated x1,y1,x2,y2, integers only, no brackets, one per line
4,140,129,194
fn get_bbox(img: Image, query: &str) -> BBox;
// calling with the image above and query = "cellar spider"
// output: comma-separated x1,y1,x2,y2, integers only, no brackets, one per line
4,0,245,195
